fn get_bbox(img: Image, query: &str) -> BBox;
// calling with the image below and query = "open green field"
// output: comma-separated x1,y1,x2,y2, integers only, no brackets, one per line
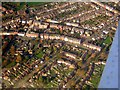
27,2,47,6
6,61,16,68
11,2,47,11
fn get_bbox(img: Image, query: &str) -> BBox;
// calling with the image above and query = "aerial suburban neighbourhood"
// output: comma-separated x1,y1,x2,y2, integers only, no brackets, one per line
1,2,120,89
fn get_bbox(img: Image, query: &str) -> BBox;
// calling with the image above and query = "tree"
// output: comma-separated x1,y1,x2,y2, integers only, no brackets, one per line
8,35,13,39
66,80,75,88
10,45,15,56
25,8,29,14
53,46,57,52
100,52,106,59
78,61,82,66
91,53,96,58
45,56,49,61
57,53,62,58
16,53,22,63
2,60,7,67
76,69,85,77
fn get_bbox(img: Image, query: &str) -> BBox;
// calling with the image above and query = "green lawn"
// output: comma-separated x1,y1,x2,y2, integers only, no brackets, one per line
104,36,111,44
90,65,105,88
6,61,16,68
90,75,101,87
27,2,47,6
36,51,43,58
17,2,25,10
12,2,47,11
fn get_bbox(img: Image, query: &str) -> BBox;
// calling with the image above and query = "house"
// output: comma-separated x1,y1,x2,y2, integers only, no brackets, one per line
111,26,117,31
17,10,26,15
1,32,18,35
40,34,44,39
83,43,101,51
62,25,71,30
39,24,48,29
85,30,93,36
44,34,49,39
49,35,55,40
1,6,6,12
27,20,34,25
57,60,75,68
33,21,39,26
63,52,77,59
50,23,58,29
17,32,25,37
60,36,65,41
46,19,59,23
26,33,39,38
74,27,84,35
65,22,79,27
103,30,109,34
22,20,26,24
67,37,81,44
